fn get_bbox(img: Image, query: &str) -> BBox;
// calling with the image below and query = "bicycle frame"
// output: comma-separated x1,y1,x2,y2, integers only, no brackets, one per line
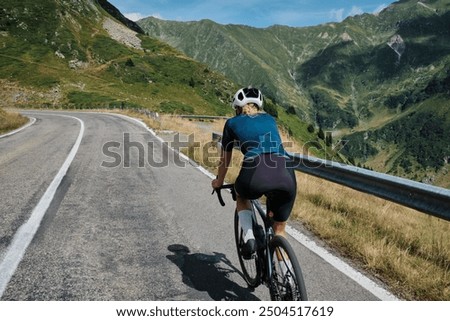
213,184,308,300
213,185,276,285
250,198,275,285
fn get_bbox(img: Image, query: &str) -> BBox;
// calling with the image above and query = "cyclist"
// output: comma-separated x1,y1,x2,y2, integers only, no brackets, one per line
211,87,297,257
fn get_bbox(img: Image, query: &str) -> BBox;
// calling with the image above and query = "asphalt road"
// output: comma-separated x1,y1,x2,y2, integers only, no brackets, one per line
0,111,393,301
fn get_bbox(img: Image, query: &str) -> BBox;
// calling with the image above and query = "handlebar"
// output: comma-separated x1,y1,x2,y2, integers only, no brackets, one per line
212,184,236,206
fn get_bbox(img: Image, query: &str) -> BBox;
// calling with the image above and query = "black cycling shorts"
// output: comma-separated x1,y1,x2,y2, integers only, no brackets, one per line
235,153,297,222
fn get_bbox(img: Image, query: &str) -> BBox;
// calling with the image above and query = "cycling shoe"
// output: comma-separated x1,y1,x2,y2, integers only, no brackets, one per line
241,238,257,260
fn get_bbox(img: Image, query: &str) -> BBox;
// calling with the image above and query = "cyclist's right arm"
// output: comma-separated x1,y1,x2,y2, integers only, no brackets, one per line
212,149,232,189
212,119,236,189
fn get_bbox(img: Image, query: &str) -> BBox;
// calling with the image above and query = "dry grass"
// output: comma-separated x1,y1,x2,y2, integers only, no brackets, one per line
293,174,450,300
121,111,450,300
0,108,28,135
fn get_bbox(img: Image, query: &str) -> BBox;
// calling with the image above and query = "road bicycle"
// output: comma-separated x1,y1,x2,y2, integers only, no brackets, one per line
213,184,308,300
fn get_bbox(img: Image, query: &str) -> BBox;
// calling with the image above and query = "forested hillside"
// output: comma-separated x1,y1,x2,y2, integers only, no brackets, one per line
139,0,450,186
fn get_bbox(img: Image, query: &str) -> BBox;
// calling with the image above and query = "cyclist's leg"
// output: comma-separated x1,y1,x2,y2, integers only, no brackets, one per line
267,163,297,238
236,193,252,234
236,195,253,236
273,220,287,238
236,194,255,250
269,186,306,300
265,165,296,273
234,205,262,287
270,192,295,238
235,161,260,256
236,194,251,212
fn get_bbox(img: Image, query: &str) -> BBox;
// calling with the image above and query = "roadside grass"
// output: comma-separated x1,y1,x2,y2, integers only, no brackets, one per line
122,110,450,301
293,174,450,301
0,108,28,135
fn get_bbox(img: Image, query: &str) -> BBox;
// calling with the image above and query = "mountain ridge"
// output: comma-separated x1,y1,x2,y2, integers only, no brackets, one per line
138,0,450,186
0,0,238,116
0,0,329,159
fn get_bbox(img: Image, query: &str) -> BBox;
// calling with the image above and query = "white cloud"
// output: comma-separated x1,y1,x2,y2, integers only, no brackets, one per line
329,6,367,22
374,4,388,14
124,12,165,21
349,6,363,16
124,12,146,21
150,13,164,20
329,8,345,22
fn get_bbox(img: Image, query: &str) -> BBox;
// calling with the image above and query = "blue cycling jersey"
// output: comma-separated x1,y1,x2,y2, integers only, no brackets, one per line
221,113,287,159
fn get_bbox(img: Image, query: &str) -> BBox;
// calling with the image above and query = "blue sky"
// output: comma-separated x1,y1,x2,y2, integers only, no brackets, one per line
108,0,392,28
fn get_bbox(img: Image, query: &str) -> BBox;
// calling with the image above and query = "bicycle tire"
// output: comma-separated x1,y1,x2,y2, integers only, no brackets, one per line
269,235,308,301
234,210,261,288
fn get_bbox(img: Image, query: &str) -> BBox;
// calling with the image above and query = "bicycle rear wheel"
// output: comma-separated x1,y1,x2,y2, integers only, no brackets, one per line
269,235,307,301
234,210,261,288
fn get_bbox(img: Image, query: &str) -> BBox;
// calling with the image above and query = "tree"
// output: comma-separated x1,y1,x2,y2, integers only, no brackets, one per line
325,132,332,146
264,100,278,118
125,58,134,67
318,127,325,140
189,77,195,88
286,105,296,115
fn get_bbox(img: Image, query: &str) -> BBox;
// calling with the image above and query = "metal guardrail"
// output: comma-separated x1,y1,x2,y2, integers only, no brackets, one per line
179,115,229,120
212,133,450,221
288,154,450,221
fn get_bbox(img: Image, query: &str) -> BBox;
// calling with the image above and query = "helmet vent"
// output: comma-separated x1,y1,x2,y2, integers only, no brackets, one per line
231,87,263,109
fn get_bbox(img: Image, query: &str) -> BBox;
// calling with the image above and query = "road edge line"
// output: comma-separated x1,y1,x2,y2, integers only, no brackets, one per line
0,115,85,298
0,117,36,139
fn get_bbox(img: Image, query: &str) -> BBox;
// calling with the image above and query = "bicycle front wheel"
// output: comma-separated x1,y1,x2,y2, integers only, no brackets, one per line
234,210,261,288
269,235,307,301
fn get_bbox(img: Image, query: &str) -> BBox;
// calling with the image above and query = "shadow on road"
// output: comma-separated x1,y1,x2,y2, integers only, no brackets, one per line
167,244,259,301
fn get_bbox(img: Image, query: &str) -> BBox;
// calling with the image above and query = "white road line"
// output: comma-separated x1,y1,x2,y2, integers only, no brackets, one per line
108,112,216,179
108,112,399,300
286,226,399,301
0,114,85,298
0,117,36,139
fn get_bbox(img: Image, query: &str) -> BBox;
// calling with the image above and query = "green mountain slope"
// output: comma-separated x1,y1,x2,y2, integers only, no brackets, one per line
0,0,334,160
139,0,450,186
0,0,236,115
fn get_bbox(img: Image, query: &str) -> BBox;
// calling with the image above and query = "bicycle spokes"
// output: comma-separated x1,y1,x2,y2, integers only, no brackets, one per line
269,237,306,301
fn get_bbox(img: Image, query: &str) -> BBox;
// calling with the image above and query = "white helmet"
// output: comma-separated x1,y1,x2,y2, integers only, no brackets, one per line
231,87,263,109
